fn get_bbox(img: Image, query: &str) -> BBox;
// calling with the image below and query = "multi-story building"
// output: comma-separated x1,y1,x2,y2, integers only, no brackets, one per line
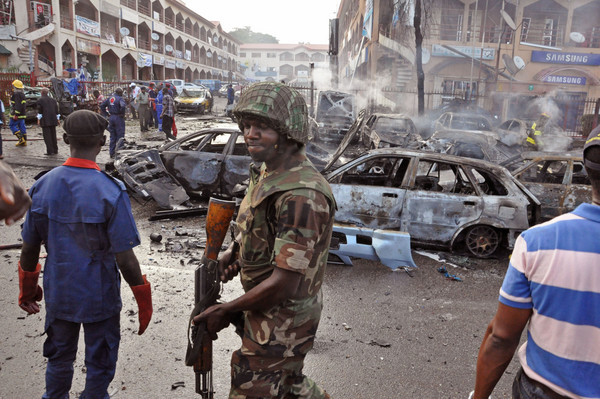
0,0,242,82
239,43,329,84
335,0,600,129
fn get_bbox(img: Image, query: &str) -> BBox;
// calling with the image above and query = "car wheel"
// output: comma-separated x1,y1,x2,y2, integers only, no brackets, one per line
464,225,500,258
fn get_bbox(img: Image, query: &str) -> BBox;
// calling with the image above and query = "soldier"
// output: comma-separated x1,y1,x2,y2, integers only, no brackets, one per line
100,88,127,158
194,82,335,399
9,79,27,146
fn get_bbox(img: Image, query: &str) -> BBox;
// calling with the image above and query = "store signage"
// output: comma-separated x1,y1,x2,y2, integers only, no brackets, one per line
542,75,587,85
76,38,101,55
175,60,184,69
531,51,600,65
154,55,164,65
175,50,183,59
431,44,495,60
76,15,100,38
138,53,153,67
165,59,176,69
184,50,191,61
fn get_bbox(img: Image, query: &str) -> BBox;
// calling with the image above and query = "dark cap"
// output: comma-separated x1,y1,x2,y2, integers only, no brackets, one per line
64,110,108,137
583,125,600,171
165,83,171,87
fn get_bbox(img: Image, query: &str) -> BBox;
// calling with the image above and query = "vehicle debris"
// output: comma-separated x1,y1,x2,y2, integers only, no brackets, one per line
437,266,463,282
329,224,417,270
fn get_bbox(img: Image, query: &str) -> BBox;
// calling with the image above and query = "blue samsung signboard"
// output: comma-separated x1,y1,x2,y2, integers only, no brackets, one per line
531,51,600,65
542,75,587,85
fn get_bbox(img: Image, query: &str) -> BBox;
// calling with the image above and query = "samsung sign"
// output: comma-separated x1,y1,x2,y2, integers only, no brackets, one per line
542,75,586,85
531,51,600,65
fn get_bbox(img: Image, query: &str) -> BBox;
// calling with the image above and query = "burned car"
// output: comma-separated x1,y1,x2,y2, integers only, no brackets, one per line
501,151,591,221
360,113,421,149
433,112,494,134
322,148,540,258
312,90,356,144
111,127,249,207
174,88,212,114
424,129,512,163
111,127,331,208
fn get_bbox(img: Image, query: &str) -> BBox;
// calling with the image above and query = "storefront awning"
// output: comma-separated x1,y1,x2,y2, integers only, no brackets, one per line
0,44,11,55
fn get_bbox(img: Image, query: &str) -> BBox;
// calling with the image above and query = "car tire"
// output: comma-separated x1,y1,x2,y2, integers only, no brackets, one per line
464,225,500,258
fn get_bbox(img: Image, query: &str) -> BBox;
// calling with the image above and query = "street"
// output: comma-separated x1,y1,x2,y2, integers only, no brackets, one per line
0,100,521,399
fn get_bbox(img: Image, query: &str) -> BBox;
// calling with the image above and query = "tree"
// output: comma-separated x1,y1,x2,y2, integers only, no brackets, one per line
228,27,279,44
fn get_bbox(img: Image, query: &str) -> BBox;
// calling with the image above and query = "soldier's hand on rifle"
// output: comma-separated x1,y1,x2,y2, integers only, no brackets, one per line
194,304,231,340
218,242,240,283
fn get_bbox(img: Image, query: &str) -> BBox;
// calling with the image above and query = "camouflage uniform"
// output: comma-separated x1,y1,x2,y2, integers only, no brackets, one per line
231,154,336,399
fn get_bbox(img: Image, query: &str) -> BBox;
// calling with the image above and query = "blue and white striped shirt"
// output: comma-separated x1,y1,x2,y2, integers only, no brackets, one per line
500,203,600,398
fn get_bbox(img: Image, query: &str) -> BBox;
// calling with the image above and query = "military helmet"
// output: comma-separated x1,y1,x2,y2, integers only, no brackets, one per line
12,79,24,89
233,82,309,144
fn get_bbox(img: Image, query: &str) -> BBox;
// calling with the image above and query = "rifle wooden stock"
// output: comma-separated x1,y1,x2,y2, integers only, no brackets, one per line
189,198,236,398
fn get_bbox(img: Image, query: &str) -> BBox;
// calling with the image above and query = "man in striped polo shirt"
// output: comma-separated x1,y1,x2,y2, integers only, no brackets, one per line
471,125,600,399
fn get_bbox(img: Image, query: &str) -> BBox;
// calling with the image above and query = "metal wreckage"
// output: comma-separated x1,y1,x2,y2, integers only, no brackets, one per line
107,101,590,268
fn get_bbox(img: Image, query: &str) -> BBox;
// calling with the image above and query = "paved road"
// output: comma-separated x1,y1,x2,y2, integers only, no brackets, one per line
0,113,521,399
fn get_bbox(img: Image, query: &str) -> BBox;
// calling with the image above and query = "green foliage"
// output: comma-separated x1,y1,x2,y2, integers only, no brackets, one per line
228,26,278,44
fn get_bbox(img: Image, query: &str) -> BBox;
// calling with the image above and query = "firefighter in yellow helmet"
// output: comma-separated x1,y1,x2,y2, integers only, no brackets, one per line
526,112,550,150
9,80,27,146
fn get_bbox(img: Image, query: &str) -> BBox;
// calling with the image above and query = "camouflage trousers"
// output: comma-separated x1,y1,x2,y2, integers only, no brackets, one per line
229,349,328,399
228,292,328,399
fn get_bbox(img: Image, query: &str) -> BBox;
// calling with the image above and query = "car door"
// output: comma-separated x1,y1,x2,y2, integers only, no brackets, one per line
401,158,484,246
512,158,571,221
328,154,412,229
161,130,232,196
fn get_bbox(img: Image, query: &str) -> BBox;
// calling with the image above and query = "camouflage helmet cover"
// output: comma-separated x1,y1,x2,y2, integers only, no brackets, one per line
233,82,308,144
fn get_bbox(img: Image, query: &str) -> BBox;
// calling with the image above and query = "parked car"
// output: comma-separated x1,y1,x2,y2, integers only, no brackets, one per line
182,82,207,90
495,118,532,147
109,127,331,208
424,129,513,163
174,88,212,114
501,151,591,221
322,147,540,258
359,112,421,149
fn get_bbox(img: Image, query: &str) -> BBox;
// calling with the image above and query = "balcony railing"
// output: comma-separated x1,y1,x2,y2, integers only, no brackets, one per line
165,16,174,28
152,43,163,53
60,14,73,30
138,38,151,51
176,22,183,32
120,0,136,10
520,25,564,47
138,2,151,17
101,29,120,43
153,10,164,23
185,26,192,35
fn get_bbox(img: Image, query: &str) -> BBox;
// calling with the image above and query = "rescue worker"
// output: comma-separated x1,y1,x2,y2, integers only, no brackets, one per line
17,110,152,399
526,112,550,150
194,82,335,398
136,86,150,132
36,87,60,155
9,79,27,146
148,82,158,128
100,88,127,158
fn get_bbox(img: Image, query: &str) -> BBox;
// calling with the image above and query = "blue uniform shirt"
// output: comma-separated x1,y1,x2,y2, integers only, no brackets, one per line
101,94,126,117
21,158,141,323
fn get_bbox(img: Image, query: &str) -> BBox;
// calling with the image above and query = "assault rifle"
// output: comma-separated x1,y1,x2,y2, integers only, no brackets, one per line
186,197,237,398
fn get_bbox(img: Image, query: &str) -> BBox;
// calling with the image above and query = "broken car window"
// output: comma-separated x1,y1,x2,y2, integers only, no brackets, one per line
518,160,568,184
338,156,403,186
414,160,476,195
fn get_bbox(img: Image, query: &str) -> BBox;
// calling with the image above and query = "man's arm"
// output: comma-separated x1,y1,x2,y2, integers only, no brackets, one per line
0,161,31,224
115,248,144,287
19,241,42,314
116,249,152,335
473,303,532,399
194,267,302,338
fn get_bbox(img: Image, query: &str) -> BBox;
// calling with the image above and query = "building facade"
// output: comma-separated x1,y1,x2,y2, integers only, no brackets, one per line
335,0,600,129
0,0,243,82
239,43,329,84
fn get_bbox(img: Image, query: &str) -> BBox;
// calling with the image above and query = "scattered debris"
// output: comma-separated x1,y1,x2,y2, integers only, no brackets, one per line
149,233,163,243
437,266,463,282
171,381,185,390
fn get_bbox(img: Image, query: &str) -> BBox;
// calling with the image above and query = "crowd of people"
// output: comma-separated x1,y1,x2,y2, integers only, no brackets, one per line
1,82,599,399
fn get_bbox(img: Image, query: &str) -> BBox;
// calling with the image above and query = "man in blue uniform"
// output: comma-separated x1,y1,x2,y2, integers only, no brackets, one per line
100,88,127,158
155,84,164,132
9,79,28,146
18,110,153,399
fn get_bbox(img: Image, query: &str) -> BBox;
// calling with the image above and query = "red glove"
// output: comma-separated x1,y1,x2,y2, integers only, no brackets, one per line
130,275,152,335
12,115,18,121
18,262,43,314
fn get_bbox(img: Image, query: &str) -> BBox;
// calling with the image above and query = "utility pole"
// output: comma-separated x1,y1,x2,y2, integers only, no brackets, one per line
414,0,424,116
